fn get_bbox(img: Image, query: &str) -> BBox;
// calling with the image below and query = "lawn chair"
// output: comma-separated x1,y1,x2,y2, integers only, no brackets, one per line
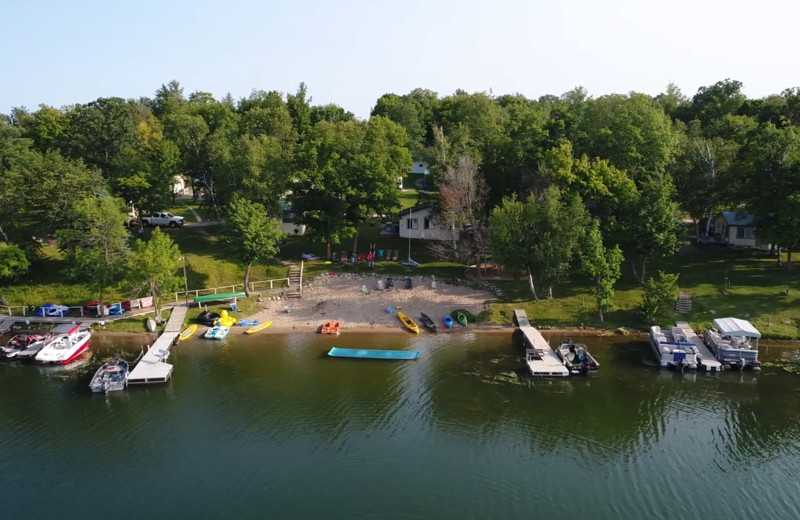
332,252,340,262
377,279,385,291
283,302,295,313
392,250,399,261
361,284,372,295
230,302,239,312
377,249,385,260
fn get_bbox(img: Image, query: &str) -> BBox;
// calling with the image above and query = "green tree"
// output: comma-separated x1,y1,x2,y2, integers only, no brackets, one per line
0,244,30,280
57,194,130,310
223,195,283,296
491,187,588,299
127,227,183,318
579,220,623,322
639,271,680,324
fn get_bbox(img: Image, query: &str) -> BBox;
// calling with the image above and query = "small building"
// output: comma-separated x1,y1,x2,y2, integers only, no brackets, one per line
172,175,187,195
410,161,429,175
280,204,306,236
398,203,456,241
713,210,761,248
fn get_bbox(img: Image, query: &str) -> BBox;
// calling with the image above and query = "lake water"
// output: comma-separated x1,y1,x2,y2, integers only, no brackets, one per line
2,330,800,520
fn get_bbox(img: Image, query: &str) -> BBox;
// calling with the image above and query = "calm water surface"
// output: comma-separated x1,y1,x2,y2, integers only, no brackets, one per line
1,330,800,520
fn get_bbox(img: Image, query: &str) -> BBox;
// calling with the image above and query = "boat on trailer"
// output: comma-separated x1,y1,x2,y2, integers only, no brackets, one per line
649,325,698,370
556,338,600,375
89,357,129,393
704,317,761,371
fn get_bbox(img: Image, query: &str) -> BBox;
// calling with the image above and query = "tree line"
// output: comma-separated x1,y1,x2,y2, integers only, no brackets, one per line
1,79,799,320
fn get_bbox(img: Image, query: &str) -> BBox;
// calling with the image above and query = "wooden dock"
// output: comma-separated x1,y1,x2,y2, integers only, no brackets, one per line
0,318,15,335
513,310,569,377
128,305,188,385
675,321,722,372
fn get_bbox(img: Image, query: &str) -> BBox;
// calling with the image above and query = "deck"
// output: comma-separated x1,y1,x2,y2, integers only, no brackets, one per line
675,321,722,372
514,310,569,377
128,305,188,385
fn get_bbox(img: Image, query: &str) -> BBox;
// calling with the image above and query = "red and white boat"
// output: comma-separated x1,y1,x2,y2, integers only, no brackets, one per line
35,324,92,365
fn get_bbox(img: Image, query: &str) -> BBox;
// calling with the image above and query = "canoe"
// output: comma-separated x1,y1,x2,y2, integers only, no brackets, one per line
321,321,341,335
204,326,230,340
245,321,272,334
146,317,156,332
178,324,198,341
456,311,468,326
327,347,421,360
397,311,420,334
419,313,437,333
443,315,454,328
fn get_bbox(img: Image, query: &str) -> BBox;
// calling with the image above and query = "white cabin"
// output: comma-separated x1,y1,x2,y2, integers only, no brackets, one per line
411,161,429,175
398,203,456,241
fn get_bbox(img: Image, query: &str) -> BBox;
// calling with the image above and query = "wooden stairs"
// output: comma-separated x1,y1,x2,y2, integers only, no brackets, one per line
286,262,303,298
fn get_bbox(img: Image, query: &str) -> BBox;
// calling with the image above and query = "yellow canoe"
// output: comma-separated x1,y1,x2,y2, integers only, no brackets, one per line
397,311,419,334
178,324,198,341
245,321,272,334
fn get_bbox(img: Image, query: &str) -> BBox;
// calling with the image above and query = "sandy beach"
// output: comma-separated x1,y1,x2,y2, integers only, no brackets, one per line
248,273,497,332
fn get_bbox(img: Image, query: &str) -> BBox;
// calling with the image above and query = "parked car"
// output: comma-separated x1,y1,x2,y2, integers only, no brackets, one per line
141,212,185,227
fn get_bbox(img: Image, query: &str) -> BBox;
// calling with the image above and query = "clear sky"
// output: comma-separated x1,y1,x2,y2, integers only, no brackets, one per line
2,0,799,118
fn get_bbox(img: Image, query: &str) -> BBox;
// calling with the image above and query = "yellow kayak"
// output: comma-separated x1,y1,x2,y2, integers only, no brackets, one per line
397,311,419,334
245,321,272,334
178,324,198,341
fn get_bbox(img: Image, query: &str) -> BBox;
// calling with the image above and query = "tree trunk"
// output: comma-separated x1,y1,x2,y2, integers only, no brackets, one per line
0,224,9,244
777,247,783,268
548,285,553,299
243,261,252,297
598,306,604,323
528,270,539,300
789,250,793,270
326,241,331,260
639,255,647,284
352,230,359,254
630,258,640,283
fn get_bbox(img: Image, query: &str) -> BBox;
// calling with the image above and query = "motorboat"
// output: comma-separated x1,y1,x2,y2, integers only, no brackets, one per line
35,325,92,365
419,313,437,333
556,338,600,375
89,357,129,392
1,334,46,360
649,325,698,370
204,326,230,340
704,317,761,371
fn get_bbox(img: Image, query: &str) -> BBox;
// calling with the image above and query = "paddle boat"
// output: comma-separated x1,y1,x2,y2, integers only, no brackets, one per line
555,338,600,375
443,315,454,328
419,313,437,333
327,347,421,360
321,321,341,335
178,324,198,341
89,357,129,393
397,311,420,334
245,321,272,334
456,311,468,326
204,326,230,340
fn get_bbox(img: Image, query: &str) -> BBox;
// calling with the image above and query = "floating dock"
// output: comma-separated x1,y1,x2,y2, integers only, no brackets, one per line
675,321,723,372
128,305,188,384
513,310,569,377
327,347,421,360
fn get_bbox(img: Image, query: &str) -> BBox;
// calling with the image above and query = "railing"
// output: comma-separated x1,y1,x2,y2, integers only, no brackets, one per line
171,277,291,302
0,305,28,317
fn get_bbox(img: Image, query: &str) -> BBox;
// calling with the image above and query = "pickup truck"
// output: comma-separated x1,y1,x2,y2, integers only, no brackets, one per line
141,212,185,227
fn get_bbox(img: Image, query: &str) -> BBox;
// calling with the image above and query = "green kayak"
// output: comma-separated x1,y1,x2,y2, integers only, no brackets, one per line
456,311,468,326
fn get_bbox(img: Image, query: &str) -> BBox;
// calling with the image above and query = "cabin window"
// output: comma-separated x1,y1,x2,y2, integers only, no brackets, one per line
407,218,418,230
736,227,755,239
423,217,433,229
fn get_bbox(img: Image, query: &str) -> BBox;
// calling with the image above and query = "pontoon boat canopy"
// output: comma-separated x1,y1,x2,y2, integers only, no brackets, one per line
712,317,761,338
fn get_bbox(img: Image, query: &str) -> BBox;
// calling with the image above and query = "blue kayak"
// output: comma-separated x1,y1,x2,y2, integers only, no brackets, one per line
240,319,259,327
443,315,454,328
327,347,421,360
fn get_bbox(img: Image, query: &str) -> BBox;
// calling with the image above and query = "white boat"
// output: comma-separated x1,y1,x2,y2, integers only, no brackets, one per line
204,326,230,340
35,324,92,365
649,325,698,370
89,357,129,392
704,317,761,371
1,333,46,360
